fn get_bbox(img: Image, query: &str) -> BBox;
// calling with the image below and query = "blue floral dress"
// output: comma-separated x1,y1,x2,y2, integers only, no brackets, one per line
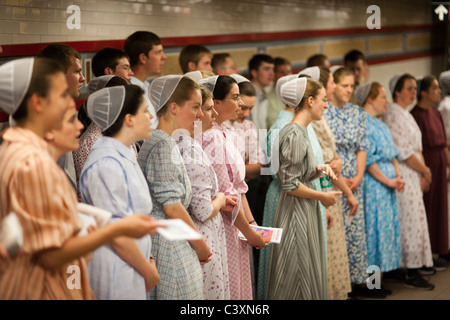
363,115,401,272
323,102,369,284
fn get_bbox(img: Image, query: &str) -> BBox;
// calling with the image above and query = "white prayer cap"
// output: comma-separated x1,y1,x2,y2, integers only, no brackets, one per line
87,75,116,94
298,66,320,81
184,70,203,83
0,57,34,115
279,77,308,108
199,75,219,94
355,81,373,106
389,74,403,95
229,74,250,84
87,86,126,131
149,75,186,113
439,70,450,94
330,65,344,74
276,74,299,101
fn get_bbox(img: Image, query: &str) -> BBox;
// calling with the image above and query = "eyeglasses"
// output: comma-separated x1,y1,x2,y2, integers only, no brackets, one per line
226,95,242,102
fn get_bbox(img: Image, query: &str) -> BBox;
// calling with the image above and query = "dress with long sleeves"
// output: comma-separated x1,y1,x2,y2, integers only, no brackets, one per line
363,115,401,272
175,131,230,300
79,136,152,300
200,121,252,300
312,117,352,300
383,103,433,269
137,129,203,300
323,102,369,284
0,127,95,300
438,97,450,248
257,110,328,300
411,105,449,256
265,123,328,300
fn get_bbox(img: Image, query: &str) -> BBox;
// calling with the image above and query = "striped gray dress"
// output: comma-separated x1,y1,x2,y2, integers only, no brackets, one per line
265,123,328,300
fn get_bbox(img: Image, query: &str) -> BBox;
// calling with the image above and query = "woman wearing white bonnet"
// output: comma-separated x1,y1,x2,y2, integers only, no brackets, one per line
357,81,404,293
265,76,341,300
383,73,435,290
198,74,266,300
73,75,132,191
79,84,160,300
308,66,357,300
0,57,161,300
258,69,332,299
137,74,211,300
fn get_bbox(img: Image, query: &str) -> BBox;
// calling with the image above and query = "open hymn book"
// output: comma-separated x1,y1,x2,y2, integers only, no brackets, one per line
238,225,283,244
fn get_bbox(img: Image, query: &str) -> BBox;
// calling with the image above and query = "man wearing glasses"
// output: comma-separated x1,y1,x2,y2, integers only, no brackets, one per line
92,47,134,80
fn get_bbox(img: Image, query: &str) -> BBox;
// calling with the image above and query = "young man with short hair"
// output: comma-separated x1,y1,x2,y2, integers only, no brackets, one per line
92,47,134,80
179,44,213,74
124,31,167,129
211,53,239,76
247,54,275,130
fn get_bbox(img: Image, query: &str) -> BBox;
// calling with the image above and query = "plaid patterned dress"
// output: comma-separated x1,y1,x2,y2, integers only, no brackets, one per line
138,129,203,300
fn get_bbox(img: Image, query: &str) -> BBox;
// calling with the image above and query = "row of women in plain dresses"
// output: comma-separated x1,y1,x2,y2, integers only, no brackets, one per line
0,55,449,301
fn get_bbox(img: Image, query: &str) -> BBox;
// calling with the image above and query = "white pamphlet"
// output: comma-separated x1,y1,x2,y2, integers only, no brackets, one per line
0,212,23,256
156,219,202,241
77,203,112,227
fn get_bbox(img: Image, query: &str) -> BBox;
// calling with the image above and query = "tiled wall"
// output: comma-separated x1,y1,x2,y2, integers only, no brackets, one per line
0,0,443,105
0,0,432,45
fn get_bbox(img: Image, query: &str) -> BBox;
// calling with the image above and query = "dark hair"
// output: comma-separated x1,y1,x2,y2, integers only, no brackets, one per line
124,31,161,67
78,76,130,134
344,49,365,64
417,75,437,102
104,75,131,87
179,44,211,73
37,44,81,73
238,81,256,97
392,73,416,101
92,48,130,77
13,57,65,122
211,53,231,73
102,84,145,137
306,54,329,67
274,57,291,70
213,75,238,100
248,54,274,72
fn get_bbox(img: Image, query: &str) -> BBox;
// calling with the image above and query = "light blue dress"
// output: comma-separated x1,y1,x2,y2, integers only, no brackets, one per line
80,136,152,300
363,114,401,272
137,129,204,300
323,102,369,284
257,110,327,300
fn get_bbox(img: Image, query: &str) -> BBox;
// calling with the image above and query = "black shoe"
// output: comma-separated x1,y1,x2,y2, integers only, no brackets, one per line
418,266,436,276
404,273,435,291
433,258,447,271
439,253,450,262
383,269,405,280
